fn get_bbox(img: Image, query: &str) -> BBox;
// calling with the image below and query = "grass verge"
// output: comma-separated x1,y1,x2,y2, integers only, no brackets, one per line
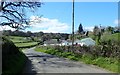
35,46,119,73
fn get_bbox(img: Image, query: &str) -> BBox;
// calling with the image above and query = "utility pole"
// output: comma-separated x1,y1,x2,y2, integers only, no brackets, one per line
72,0,74,49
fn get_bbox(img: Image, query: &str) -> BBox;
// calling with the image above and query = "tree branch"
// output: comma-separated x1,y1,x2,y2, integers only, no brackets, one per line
0,2,42,29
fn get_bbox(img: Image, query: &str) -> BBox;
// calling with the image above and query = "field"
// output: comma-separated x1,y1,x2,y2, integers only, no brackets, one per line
9,36,32,43
15,42,38,47
7,36,39,48
101,33,120,42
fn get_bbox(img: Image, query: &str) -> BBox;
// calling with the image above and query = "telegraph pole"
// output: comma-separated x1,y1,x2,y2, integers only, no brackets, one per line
72,0,74,49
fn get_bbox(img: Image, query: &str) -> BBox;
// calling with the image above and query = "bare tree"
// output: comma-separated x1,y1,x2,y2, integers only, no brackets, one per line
0,1,42,29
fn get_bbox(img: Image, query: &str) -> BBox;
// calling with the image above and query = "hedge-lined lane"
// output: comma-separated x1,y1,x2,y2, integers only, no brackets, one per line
35,46,119,73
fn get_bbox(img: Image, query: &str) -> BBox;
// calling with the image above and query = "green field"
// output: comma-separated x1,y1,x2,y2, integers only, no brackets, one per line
7,36,39,48
8,36,32,43
101,33,120,42
15,42,38,47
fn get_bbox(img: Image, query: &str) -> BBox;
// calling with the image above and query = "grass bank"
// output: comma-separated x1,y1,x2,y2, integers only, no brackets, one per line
35,46,119,73
2,36,27,75
2,52,27,75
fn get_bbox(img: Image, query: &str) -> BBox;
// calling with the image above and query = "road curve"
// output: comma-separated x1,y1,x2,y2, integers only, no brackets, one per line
22,47,111,74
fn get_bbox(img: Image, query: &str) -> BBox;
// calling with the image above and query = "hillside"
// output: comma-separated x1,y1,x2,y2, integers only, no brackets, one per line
101,33,120,42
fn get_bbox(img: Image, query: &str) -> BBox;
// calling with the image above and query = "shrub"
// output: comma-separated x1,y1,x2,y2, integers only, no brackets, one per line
67,55,79,61
81,54,94,64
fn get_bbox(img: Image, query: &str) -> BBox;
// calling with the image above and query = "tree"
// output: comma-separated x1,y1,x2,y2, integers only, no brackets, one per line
100,28,105,35
0,1,42,29
36,31,44,37
27,31,32,37
93,26,101,44
106,26,114,34
78,23,84,34
3,30,12,36
69,34,72,40
93,26,99,36
41,35,48,42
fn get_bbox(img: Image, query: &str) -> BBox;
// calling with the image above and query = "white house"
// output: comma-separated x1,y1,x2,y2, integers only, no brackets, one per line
61,40,69,46
61,40,72,46
44,39,60,46
74,39,81,45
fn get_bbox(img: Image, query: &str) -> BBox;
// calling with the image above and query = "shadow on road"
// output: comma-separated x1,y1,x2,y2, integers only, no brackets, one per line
22,58,37,75
27,54,55,58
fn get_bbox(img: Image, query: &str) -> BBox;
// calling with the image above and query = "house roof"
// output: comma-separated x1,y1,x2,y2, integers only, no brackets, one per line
80,38,95,42
80,38,95,46
44,39,60,44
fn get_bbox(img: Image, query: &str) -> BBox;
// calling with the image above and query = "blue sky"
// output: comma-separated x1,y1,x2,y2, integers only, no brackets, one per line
1,2,118,33
25,2,118,33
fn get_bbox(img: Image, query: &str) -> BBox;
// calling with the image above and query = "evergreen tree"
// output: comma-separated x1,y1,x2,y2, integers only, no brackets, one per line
78,23,84,34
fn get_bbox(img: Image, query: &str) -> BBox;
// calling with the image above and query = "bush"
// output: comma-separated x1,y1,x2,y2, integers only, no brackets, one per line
62,52,72,57
67,55,79,61
81,54,94,64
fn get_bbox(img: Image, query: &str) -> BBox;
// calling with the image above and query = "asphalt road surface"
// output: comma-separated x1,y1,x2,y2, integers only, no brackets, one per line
22,47,112,74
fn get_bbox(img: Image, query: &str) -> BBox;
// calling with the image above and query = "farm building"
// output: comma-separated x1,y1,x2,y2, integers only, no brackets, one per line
44,39,60,46
79,38,95,46
74,38,95,46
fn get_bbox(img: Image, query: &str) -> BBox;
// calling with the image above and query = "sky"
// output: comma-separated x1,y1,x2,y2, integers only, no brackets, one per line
0,2,119,33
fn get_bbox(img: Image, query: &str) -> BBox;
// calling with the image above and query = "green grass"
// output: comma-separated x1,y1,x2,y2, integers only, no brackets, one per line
87,32,120,44
6,36,39,49
35,46,119,73
10,39,26,43
8,36,32,43
9,36,24,39
35,47,77,60
15,42,38,47
101,33,120,42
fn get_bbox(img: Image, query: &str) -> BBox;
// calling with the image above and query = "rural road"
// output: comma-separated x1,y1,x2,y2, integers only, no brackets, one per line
22,47,112,74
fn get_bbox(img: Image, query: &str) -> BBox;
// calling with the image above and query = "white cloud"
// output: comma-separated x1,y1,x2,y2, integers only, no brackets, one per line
0,25,16,31
114,19,120,25
84,26,94,32
0,16,70,33
29,16,70,33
